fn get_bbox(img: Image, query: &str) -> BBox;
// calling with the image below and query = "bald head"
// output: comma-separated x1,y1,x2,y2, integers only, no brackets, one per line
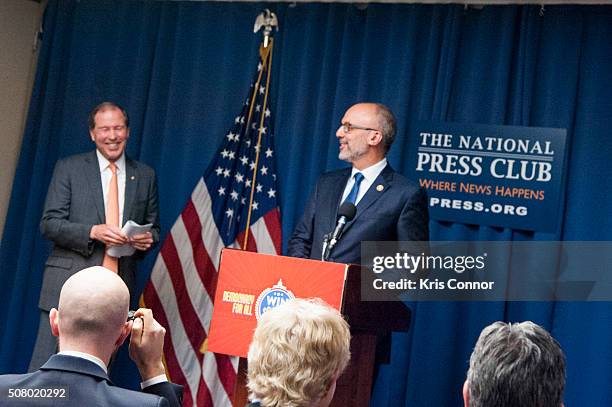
57,266,130,343
337,103,397,169
347,103,396,147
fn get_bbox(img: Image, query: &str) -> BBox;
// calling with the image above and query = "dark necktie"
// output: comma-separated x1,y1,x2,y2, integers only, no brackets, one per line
344,172,365,205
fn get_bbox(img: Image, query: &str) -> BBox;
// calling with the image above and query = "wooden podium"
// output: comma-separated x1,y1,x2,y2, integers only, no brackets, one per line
207,249,411,407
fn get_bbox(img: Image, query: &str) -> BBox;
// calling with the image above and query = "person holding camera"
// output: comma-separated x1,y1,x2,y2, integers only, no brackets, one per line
0,266,182,406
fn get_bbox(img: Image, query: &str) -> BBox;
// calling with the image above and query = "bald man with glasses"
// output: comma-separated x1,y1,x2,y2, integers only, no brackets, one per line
288,102,429,265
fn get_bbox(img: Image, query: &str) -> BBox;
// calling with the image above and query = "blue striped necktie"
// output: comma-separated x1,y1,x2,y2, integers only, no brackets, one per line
344,172,365,205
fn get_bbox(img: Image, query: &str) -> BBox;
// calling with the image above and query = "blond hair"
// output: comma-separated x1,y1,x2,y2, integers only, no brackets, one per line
247,298,351,406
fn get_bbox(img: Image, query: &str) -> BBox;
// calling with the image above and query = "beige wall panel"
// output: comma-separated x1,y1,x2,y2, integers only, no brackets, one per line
0,0,44,241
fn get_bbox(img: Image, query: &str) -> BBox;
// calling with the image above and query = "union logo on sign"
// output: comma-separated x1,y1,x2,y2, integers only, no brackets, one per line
255,279,295,320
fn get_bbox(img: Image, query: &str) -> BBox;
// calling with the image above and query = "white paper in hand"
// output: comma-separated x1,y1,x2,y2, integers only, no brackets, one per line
107,220,153,258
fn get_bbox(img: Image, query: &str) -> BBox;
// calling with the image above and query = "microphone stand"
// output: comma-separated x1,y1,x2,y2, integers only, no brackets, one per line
322,233,331,261
322,202,356,262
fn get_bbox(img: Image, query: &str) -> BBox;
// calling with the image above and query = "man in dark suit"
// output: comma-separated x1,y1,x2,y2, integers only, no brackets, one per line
287,103,428,392
0,266,182,406
288,102,428,264
30,102,160,370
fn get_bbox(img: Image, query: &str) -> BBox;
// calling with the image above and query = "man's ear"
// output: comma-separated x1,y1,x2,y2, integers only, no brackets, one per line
463,380,470,407
49,308,60,338
367,131,383,147
114,321,131,348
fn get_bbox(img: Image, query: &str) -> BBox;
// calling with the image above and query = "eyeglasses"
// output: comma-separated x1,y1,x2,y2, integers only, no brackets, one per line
340,122,379,134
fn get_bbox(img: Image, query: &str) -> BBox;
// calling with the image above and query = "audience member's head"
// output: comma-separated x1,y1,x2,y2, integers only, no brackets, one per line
464,321,566,407
49,266,131,363
247,298,351,407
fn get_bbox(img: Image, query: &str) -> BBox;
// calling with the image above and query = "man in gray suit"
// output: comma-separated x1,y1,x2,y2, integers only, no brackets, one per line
1,266,182,406
30,102,160,371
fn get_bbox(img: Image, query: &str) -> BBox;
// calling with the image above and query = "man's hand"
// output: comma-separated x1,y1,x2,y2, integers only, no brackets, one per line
90,224,128,246
129,232,153,251
128,308,166,381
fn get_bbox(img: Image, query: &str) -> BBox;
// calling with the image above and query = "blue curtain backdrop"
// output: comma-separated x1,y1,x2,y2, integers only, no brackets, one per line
1,1,611,405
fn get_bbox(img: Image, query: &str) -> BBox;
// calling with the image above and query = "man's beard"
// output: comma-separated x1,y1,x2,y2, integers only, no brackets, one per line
339,144,367,163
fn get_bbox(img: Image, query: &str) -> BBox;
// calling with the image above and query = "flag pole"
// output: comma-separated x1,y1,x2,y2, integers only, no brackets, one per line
242,10,278,250
242,41,274,250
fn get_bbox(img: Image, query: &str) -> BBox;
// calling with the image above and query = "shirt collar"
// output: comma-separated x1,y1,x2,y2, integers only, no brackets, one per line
58,350,108,374
96,149,125,174
351,157,387,182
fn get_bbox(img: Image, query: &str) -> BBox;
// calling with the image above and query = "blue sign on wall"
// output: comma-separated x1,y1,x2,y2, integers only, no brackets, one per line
407,122,567,233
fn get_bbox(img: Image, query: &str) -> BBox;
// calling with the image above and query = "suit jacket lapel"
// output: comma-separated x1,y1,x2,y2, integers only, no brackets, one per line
123,157,137,225
85,151,105,224
342,164,394,235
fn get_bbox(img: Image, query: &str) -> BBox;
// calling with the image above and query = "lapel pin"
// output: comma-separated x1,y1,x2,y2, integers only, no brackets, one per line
376,184,384,192
130,176,135,180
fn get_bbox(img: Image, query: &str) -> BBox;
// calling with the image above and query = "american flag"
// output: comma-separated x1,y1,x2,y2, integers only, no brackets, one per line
142,42,281,406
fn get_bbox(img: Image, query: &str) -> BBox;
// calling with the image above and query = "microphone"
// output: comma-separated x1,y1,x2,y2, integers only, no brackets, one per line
323,202,356,261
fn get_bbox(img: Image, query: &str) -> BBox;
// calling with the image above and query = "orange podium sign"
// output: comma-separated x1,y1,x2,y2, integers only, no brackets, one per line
207,249,349,358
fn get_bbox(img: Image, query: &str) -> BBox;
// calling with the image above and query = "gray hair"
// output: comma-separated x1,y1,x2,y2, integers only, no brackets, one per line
467,321,566,407
373,103,396,153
